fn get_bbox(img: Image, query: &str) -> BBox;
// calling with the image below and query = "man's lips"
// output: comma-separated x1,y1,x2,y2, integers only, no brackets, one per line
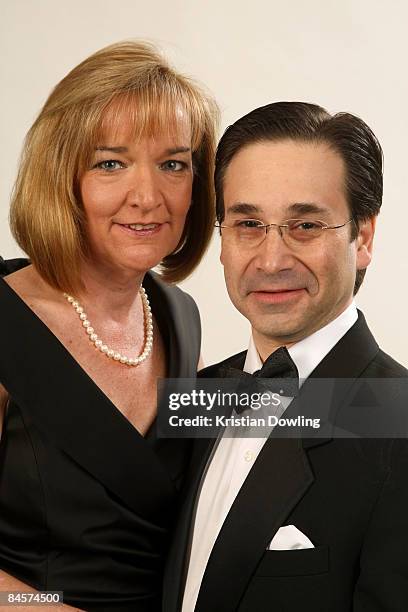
250,288,306,304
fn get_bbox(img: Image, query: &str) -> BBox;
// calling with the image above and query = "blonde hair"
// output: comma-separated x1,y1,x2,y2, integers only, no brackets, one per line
10,41,219,293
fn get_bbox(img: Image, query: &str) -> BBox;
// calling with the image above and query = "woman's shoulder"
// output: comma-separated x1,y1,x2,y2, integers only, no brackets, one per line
0,264,40,303
0,265,60,330
0,257,35,305
0,256,31,277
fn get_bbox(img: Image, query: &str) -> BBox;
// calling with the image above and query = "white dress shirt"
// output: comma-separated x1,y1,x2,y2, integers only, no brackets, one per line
181,302,358,612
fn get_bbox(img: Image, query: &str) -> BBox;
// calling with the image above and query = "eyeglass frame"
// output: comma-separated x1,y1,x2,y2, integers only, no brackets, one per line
214,217,355,247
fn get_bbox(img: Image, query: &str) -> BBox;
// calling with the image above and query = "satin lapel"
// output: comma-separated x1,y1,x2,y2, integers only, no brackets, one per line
195,436,313,612
0,274,179,522
296,310,380,449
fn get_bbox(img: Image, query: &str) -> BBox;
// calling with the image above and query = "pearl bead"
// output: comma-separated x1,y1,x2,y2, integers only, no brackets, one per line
64,285,153,367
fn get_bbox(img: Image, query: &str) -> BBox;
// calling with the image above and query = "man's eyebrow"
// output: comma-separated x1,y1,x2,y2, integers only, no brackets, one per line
287,202,329,216
226,203,263,216
226,202,329,217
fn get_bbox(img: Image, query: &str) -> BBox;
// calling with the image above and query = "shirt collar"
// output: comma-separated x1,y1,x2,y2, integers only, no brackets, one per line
244,301,358,379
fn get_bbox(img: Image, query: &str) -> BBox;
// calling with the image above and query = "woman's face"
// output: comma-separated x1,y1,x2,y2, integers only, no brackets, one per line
80,111,193,277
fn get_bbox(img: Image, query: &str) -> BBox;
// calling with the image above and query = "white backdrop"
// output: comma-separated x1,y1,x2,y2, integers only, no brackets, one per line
1,0,407,366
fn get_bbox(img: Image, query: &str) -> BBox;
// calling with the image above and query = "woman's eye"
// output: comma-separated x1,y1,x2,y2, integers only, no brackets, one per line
161,160,187,172
94,160,125,171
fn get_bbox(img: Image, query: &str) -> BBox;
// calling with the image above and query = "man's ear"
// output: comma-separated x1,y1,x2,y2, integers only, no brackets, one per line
356,216,377,270
220,232,225,266
220,247,224,266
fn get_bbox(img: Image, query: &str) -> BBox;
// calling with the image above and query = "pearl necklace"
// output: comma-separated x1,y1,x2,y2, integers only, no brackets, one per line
63,287,153,366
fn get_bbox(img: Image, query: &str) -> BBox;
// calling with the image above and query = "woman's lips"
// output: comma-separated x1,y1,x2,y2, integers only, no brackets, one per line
250,288,306,304
115,222,164,237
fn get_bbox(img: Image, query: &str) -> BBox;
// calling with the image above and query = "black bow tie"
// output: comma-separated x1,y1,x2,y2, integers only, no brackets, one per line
220,346,299,413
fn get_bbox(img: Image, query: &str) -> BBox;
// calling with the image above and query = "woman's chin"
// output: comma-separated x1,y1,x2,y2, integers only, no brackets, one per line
111,252,168,276
121,243,180,271
85,244,176,278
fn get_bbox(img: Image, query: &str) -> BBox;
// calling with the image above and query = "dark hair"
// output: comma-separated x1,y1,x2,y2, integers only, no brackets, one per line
215,102,383,294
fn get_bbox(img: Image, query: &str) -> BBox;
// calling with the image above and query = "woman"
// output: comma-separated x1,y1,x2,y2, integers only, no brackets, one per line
0,41,218,611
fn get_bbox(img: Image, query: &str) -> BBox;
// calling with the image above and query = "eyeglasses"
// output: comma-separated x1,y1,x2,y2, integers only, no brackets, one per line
214,218,354,249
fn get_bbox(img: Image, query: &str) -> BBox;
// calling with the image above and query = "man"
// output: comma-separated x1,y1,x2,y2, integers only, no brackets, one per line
164,102,408,611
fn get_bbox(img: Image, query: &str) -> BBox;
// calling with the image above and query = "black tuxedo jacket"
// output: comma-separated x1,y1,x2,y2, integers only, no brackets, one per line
164,312,408,612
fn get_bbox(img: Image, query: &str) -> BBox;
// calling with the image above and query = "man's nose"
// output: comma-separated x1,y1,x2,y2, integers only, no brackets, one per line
252,225,296,273
125,166,162,211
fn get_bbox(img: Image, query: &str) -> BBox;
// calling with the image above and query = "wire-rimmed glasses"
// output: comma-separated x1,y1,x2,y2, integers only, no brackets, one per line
214,218,354,249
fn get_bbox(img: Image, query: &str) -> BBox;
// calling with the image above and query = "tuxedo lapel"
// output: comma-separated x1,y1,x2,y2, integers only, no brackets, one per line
194,436,313,612
308,310,379,379
293,310,380,449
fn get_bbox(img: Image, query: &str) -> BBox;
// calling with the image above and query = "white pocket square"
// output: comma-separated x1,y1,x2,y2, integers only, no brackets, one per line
267,525,315,550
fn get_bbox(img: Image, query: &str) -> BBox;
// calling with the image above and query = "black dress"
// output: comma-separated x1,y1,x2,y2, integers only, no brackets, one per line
0,259,200,611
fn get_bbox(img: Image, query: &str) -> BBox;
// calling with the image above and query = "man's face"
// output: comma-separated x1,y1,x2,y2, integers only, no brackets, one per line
220,139,375,348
